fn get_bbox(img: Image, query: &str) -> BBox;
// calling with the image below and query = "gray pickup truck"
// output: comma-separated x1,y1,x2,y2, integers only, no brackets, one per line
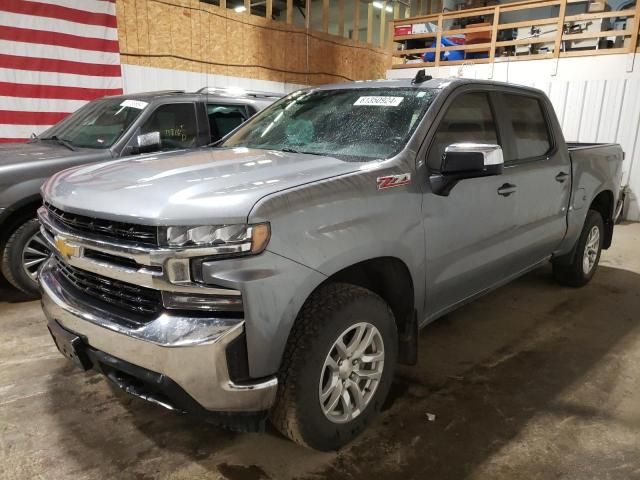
39,76,624,450
0,88,278,295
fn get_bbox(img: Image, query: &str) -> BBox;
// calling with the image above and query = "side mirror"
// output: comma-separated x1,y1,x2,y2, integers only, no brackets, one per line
136,131,161,154
430,143,504,196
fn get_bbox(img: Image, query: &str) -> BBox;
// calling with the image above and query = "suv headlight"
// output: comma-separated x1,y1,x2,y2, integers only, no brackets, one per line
161,223,270,255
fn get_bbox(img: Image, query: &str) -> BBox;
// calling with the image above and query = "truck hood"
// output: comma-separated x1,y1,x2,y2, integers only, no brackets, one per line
43,147,364,225
0,141,88,167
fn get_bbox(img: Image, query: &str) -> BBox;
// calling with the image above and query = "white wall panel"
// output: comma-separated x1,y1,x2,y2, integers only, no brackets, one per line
120,64,306,96
387,54,640,220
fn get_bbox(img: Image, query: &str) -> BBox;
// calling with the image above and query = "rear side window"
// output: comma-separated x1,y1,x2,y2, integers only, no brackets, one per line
502,94,551,161
428,92,499,170
140,103,198,149
207,104,248,141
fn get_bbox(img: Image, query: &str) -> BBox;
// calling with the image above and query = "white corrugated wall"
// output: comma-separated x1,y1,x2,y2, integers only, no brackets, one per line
388,54,640,220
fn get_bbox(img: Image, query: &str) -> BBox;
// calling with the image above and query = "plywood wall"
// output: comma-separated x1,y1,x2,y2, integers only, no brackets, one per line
116,0,392,85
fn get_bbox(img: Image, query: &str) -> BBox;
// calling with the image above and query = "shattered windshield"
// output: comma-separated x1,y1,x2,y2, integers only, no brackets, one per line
35,98,147,149
222,87,437,161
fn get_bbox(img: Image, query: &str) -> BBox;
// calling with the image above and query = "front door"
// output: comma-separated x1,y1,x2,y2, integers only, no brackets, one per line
422,89,522,319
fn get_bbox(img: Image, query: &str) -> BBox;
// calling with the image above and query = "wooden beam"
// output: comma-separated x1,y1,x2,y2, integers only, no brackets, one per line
338,0,345,36
266,0,272,19
244,0,250,14
553,0,567,58
563,29,632,41
353,0,360,41
629,0,640,53
380,1,387,48
565,9,636,22
390,2,400,49
322,0,329,32
367,2,373,44
435,14,442,67
392,61,437,69
305,0,310,29
393,47,438,56
220,0,226,9
286,0,292,24
489,6,500,62
560,47,629,57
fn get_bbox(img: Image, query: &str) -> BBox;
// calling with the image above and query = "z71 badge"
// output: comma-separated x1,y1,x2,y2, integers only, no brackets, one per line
377,173,411,190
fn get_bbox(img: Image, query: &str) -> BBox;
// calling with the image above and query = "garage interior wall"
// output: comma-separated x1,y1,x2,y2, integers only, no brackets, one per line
116,0,392,90
388,53,640,221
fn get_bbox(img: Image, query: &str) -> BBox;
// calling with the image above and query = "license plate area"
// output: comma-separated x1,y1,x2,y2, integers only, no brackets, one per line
48,320,92,370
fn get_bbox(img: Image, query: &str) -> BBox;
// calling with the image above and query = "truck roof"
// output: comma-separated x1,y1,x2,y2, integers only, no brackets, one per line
310,77,544,96
104,88,283,103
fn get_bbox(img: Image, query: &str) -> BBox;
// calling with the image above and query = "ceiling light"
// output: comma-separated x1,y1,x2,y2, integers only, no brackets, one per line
385,4,393,11
372,1,383,8
234,5,247,12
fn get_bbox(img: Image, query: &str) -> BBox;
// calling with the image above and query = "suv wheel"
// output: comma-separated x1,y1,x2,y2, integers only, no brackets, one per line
1,218,50,296
552,209,604,287
271,283,397,451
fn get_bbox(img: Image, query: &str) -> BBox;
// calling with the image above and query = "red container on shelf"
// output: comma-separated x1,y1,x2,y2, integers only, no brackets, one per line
394,25,412,36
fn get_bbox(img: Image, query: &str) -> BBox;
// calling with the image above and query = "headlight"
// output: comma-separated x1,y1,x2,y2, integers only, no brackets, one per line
162,223,270,254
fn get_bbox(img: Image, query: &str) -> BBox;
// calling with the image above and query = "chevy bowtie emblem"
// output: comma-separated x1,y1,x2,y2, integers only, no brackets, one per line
54,236,78,259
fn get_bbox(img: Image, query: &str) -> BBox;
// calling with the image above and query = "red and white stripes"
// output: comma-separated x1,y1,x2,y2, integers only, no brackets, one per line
0,0,123,143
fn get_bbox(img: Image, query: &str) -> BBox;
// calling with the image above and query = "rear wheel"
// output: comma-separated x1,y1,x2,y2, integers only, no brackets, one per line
553,209,604,287
1,218,49,296
270,283,397,451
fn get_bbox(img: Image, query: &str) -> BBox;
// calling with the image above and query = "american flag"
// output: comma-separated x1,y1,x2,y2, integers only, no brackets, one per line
0,0,123,143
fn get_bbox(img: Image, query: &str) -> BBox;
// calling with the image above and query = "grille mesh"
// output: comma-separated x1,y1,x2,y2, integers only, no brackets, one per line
46,203,158,246
54,257,162,321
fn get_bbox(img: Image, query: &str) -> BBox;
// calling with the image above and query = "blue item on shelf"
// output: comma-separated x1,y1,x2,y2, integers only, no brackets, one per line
423,36,464,62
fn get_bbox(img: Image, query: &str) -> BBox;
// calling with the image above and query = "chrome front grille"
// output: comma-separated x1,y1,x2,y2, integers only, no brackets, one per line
53,256,162,322
46,203,158,246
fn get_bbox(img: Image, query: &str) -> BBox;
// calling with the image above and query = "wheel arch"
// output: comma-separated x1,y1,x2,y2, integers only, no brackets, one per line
589,189,614,249
292,256,418,366
0,194,42,244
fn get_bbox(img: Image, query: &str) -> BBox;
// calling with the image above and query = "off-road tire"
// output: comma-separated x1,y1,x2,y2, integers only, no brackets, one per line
1,218,44,297
553,209,604,287
270,282,398,451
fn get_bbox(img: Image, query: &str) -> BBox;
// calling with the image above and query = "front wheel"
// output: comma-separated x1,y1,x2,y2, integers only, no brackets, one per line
270,283,397,451
553,209,604,287
1,218,50,296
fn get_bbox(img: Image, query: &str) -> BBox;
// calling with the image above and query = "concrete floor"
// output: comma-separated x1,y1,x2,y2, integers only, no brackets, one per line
2,223,640,480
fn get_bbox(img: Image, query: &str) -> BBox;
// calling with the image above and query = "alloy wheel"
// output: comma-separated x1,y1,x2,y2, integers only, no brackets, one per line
582,225,600,275
319,322,385,424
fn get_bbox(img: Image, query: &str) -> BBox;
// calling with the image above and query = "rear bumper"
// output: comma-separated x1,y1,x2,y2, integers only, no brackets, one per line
40,258,278,416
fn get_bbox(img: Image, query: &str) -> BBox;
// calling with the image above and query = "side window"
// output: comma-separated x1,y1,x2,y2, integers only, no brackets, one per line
207,104,248,141
427,92,499,170
502,94,551,161
140,103,197,149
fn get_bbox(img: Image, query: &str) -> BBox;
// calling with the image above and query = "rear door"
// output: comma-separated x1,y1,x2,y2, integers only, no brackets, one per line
492,90,571,271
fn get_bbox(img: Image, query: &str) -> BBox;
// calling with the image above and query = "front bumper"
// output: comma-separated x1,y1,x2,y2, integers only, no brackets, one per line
40,258,278,414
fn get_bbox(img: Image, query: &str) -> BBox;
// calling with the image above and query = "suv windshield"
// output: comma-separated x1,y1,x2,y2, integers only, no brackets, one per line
222,88,437,160
35,98,147,149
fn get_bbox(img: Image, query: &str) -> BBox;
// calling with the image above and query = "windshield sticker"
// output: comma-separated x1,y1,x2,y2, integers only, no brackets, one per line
354,96,404,107
120,99,148,110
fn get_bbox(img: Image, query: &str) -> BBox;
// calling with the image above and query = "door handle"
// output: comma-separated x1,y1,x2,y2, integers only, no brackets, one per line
497,183,517,197
555,172,570,183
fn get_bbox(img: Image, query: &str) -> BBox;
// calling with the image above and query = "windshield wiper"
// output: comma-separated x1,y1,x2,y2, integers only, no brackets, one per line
280,147,323,156
41,135,76,151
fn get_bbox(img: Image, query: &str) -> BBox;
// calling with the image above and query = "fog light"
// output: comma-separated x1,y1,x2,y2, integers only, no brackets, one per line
162,292,243,312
